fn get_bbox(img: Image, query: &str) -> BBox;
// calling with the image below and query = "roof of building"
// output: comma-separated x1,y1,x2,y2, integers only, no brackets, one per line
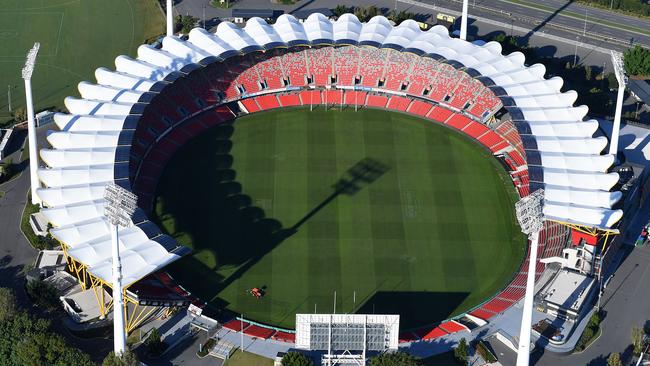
629,79,650,104
38,13,623,288
231,9,275,19
542,269,594,312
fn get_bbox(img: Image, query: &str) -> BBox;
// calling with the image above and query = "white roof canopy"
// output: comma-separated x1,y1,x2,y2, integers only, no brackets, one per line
39,14,623,287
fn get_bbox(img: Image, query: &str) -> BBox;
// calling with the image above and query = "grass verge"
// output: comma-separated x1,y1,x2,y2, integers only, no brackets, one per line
224,351,273,366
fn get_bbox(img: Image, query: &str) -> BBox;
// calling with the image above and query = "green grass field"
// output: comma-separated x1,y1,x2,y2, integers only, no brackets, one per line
0,0,164,125
154,108,526,329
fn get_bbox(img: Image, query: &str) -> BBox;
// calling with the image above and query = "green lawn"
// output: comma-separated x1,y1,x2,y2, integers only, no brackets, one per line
224,351,273,366
154,108,525,329
0,0,164,125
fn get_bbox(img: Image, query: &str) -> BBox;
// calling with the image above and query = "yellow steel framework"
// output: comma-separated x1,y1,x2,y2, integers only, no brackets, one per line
549,219,618,254
60,243,170,335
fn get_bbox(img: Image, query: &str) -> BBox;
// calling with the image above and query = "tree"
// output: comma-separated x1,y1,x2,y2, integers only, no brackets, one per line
585,65,592,81
623,45,650,77
102,350,139,366
176,15,198,34
454,338,469,363
14,332,93,366
388,10,416,24
0,288,17,322
632,326,645,355
607,352,622,366
144,327,166,356
332,5,351,17
281,351,314,366
26,280,59,311
369,351,421,366
12,107,26,123
354,6,379,22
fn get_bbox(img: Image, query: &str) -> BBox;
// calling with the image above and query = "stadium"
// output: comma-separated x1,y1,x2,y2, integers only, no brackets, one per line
34,12,625,352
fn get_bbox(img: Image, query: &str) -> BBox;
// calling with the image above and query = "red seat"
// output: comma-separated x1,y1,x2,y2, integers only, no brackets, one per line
366,95,388,108
277,94,301,107
223,319,250,332
414,326,448,341
243,325,275,339
439,321,467,334
241,98,260,113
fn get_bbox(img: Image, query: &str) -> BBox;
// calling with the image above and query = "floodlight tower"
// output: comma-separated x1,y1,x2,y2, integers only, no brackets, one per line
609,51,627,156
460,0,469,40
166,0,174,36
514,189,545,366
22,43,41,206
104,183,138,356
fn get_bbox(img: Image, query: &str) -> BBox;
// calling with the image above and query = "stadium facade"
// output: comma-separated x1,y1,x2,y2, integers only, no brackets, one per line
36,13,623,337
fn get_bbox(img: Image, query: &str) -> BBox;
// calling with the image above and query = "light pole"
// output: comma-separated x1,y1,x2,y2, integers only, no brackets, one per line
573,37,579,67
22,43,41,206
203,5,206,29
7,85,11,112
514,189,545,366
583,8,588,36
166,0,173,36
609,50,627,156
104,183,138,356
460,0,469,40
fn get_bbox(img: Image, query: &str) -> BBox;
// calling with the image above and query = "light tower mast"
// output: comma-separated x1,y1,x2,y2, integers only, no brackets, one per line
514,189,545,366
104,183,138,356
22,43,41,206
166,0,174,36
460,0,469,40
609,51,627,156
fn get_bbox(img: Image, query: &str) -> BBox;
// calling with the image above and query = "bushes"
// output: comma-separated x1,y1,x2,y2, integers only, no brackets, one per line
475,340,497,363
454,338,468,364
368,351,421,366
632,326,646,355
623,45,650,77
607,352,622,366
281,351,314,366
26,280,60,312
102,350,139,366
144,327,167,356
575,311,603,352
0,288,17,322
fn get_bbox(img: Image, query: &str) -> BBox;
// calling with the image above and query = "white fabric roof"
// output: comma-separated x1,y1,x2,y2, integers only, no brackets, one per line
39,14,623,287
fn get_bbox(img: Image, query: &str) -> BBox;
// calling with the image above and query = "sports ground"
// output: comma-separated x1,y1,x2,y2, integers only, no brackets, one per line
0,0,164,125
154,108,526,329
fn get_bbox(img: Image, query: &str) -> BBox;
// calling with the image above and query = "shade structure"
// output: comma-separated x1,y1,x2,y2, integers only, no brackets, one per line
38,13,623,289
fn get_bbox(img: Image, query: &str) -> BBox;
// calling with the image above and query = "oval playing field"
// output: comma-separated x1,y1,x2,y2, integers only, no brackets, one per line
153,107,526,330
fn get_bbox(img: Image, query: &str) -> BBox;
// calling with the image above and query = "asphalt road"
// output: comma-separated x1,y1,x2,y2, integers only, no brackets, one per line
434,0,650,48
0,165,36,305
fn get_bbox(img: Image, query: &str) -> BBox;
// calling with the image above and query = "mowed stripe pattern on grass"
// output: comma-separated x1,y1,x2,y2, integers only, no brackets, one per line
156,108,525,329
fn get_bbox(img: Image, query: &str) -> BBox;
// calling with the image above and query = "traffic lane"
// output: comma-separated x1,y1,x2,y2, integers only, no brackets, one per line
431,0,650,46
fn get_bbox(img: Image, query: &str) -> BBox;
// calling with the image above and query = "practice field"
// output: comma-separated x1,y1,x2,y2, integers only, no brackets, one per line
0,0,164,125
155,108,526,329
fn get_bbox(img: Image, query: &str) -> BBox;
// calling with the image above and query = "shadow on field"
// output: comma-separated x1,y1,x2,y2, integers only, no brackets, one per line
291,157,390,230
356,291,469,329
153,122,389,305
